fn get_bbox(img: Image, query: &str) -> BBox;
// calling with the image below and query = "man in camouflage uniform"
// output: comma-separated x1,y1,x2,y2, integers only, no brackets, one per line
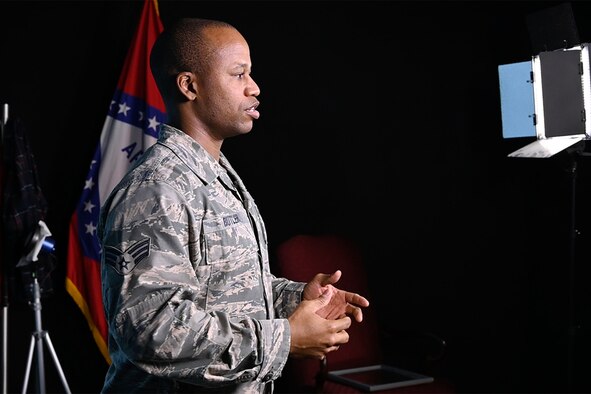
99,18,369,393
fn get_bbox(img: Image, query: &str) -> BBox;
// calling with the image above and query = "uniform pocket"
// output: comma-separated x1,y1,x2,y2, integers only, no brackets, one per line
202,223,265,317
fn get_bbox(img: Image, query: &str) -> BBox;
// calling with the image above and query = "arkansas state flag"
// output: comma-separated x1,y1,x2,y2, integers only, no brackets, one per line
66,0,165,364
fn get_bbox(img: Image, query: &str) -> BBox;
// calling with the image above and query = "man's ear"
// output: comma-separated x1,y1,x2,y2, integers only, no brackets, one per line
176,72,197,101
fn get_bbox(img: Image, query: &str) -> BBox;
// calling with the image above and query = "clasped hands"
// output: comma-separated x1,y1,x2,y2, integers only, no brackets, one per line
288,270,370,359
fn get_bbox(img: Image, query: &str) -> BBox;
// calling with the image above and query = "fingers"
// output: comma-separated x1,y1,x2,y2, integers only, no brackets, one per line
331,315,352,332
326,344,341,354
330,269,342,284
333,328,350,345
319,270,341,286
346,304,364,323
318,344,342,360
340,292,369,322
346,292,370,308
313,341,346,360
314,285,334,308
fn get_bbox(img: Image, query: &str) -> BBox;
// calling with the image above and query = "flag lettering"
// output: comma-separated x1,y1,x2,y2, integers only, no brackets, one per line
121,142,144,163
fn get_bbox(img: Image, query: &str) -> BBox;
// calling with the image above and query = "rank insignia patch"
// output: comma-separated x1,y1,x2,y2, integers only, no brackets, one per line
104,237,151,275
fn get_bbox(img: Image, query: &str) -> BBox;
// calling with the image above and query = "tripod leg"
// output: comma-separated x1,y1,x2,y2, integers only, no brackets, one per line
21,335,35,394
42,333,71,394
2,305,7,394
34,332,45,393
18,277,73,394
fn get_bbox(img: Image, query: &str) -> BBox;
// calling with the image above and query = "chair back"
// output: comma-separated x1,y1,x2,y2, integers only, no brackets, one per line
275,234,382,390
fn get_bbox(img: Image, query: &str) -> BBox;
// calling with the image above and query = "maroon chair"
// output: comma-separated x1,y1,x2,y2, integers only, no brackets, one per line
273,234,455,394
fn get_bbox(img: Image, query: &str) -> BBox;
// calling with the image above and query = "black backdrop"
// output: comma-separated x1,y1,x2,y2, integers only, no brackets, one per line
2,1,591,393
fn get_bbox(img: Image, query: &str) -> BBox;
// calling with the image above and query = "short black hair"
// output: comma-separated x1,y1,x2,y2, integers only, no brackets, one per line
150,18,235,99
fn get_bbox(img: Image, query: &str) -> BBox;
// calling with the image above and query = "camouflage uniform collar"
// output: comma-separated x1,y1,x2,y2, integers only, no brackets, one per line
158,123,229,186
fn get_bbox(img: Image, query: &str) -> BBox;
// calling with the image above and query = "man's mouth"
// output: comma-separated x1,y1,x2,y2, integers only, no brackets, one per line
246,102,260,119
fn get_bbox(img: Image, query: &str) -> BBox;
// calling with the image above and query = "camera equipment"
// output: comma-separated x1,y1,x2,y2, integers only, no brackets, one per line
16,220,71,394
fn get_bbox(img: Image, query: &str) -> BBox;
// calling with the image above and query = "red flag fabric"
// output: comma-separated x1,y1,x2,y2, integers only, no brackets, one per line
65,0,165,364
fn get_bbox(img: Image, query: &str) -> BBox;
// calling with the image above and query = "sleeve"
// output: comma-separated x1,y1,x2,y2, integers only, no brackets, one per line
100,179,291,388
271,275,305,319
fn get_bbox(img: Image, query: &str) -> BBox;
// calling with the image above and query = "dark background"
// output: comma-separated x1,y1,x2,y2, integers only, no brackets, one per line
2,0,591,393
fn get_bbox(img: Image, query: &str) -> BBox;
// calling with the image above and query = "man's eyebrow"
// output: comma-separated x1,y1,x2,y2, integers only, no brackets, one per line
231,62,251,71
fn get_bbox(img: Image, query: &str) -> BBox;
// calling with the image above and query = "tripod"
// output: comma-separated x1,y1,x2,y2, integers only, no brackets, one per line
21,273,71,394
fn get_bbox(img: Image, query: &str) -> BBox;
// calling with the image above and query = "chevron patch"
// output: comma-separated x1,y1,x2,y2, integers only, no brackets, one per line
104,237,151,275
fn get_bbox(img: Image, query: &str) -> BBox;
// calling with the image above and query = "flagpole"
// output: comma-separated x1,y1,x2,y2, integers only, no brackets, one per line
1,104,7,139
1,102,8,394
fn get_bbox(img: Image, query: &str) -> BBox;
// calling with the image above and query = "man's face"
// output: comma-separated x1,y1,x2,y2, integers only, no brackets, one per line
195,27,260,141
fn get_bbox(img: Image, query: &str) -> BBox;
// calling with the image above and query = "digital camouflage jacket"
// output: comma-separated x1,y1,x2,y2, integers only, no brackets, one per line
99,124,304,393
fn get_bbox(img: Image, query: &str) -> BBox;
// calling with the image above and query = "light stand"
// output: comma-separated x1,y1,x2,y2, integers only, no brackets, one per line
566,149,578,391
16,221,71,394
563,144,591,391
21,272,71,394
499,7,590,384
